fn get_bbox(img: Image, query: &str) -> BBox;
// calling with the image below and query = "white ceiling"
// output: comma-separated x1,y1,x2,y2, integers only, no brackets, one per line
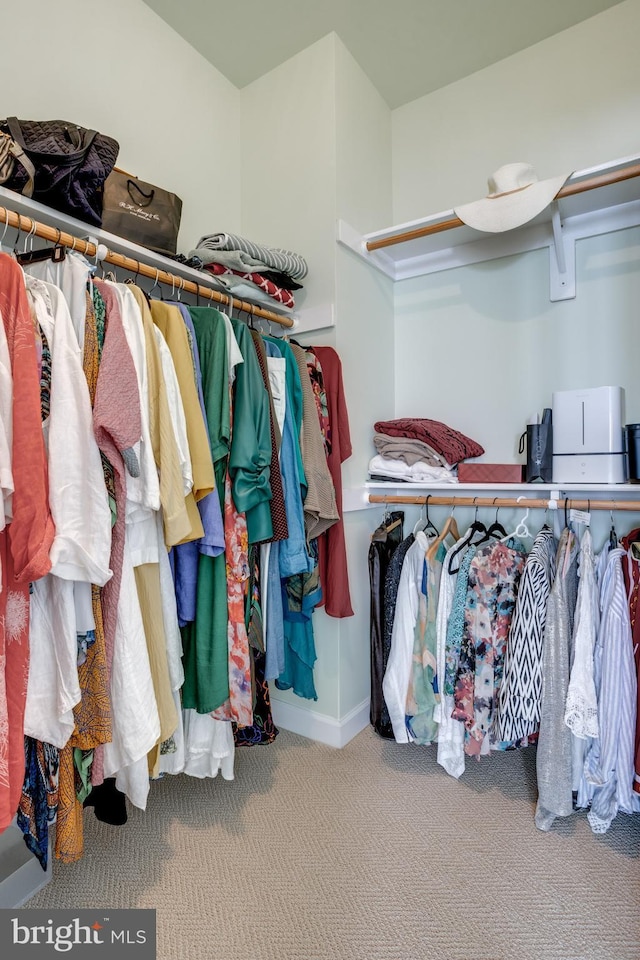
142,0,624,109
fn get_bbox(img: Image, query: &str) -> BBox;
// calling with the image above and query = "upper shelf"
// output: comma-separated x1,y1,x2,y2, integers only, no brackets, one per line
337,153,640,301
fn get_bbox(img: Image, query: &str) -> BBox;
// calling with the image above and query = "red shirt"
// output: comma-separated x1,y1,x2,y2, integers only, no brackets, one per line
311,347,354,619
620,527,640,794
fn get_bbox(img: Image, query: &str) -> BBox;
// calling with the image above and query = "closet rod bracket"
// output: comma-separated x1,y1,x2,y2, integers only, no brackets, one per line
549,203,576,301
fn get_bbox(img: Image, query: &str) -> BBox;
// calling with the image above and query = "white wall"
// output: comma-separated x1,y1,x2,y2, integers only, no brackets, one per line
241,36,341,721
241,34,338,323
240,34,394,729
334,38,393,719
0,0,241,252
392,0,640,222
391,0,640,471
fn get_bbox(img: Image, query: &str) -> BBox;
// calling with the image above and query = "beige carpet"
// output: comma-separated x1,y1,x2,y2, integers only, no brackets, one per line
27,727,640,960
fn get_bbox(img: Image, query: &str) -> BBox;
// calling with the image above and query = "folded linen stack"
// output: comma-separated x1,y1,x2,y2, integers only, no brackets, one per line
369,417,484,483
189,232,308,312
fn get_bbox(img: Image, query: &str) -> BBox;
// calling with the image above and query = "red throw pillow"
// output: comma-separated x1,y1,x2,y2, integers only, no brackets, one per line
373,418,484,465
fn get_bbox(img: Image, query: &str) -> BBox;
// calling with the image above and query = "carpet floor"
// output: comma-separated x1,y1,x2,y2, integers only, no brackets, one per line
27,726,640,960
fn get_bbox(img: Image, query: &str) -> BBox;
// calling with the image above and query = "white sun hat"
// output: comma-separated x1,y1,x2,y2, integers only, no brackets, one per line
453,162,571,233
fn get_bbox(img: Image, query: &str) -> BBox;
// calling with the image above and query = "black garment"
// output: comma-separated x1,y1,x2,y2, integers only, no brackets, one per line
257,270,303,291
368,512,404,738
83,779,127,825
380,531,416,736
234,545,279,747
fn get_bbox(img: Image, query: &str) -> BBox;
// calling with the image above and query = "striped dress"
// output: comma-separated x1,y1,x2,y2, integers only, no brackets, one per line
584,548,640,833
495,526,557,744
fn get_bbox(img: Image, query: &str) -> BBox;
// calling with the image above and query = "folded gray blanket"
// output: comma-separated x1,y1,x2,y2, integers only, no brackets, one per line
195,232,308,281
373,432,449,468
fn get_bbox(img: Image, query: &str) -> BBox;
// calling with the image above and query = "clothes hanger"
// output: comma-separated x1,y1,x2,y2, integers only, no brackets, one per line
426,504,460,563
16,225,66,267
372,501,402,540
412,495,439,538
14,219,36,257
148,269,163,300
476,499,508,545
501,496,533,542
609,506,619,551
447,499,488,574
0,208,11,249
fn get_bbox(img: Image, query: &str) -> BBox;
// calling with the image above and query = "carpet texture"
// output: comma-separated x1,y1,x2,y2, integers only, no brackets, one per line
27,728,640,960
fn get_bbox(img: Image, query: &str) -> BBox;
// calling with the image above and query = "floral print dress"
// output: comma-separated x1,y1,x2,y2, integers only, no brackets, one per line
452,539,526,757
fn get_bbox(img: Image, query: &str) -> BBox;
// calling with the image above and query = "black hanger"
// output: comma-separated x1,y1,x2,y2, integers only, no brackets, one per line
413,495,439,539
609,507,618,551
448,500,487,574
16,226,66,266
477,499,508,544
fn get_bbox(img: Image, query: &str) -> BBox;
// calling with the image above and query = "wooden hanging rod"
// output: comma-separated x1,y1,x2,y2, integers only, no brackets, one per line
366,162,640,253
0,205,294,328
368,494,640,512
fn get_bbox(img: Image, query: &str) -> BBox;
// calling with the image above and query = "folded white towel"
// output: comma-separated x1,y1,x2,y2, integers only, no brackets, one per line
368,455,458,483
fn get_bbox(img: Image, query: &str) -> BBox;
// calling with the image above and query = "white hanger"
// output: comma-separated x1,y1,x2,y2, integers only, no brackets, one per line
502,495,533,541
0,208,10,250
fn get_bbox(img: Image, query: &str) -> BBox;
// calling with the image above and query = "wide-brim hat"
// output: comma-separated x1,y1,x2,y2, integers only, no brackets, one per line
453,162,571,233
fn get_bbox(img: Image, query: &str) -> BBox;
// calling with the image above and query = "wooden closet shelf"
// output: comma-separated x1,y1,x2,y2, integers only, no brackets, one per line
337,152,640,300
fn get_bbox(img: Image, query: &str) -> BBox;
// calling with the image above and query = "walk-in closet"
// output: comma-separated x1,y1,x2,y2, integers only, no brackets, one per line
0,2,639,959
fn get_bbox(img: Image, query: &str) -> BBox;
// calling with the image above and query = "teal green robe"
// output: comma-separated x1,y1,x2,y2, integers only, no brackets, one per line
230,320,273,544
181,307,230,713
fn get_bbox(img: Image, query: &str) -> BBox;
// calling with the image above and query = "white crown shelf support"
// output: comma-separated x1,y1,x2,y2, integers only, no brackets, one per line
337,154,640,302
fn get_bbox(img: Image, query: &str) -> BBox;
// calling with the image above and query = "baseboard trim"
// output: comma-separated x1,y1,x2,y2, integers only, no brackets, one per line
271,697,369,748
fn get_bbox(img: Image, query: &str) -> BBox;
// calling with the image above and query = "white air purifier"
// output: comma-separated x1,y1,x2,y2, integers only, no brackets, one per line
552,386,627,484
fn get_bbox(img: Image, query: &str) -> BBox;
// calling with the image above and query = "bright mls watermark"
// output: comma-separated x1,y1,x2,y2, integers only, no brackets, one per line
0,909,156,957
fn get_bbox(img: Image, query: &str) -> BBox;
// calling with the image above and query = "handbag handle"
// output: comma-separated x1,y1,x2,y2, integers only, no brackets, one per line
5,117,98,167
126,179,155,208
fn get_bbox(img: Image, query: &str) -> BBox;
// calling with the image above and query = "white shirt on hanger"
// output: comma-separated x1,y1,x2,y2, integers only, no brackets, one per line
26,277,112,584
23,277,110,748
153,325,193,497
435,538,466,779
25,250,91,351
383,530,429,744
102,535,161,810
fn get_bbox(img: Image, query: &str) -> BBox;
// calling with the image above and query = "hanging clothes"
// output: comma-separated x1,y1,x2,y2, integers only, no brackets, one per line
289,342,339,540
229,318,273,545
181,307,231,715
0,253,54,833
495,525,556,744
564,528,600,792
405,540,445,745
535,528,579,832
310,346,354,619
435,537,467,780
451,538,526,757
583,547,639,833
0,223,353,862
368,512,404,739
383,530,432,743
619,527,640,797
149,299,214,543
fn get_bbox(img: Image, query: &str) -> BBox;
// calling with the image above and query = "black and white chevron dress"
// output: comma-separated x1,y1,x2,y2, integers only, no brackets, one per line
495,525,557,743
